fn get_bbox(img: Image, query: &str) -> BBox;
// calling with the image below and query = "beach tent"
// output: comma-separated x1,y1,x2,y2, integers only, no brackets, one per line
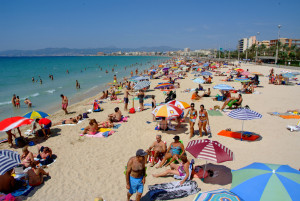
231,162,300,201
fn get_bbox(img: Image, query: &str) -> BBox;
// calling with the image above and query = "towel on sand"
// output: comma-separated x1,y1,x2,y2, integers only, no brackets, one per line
148,180,200,201
83,131,115,138
218,130,260,141
279,115,300,119
207,110,223,116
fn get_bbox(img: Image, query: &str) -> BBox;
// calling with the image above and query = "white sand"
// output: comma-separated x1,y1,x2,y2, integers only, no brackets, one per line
1,63,300,201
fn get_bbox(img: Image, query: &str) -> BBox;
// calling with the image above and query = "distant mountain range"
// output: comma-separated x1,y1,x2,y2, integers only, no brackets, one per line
0,46,181,56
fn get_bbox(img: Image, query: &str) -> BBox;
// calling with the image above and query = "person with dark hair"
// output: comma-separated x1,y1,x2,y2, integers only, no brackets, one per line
83,119,99,135
184,103,198,138
198,104,209,137
108,107,122,122
60,94,68,114
27,161,49,186
137,90,145,111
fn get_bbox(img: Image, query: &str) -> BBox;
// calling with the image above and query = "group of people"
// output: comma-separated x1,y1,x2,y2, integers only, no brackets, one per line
11,94,32,108
191,88,211,100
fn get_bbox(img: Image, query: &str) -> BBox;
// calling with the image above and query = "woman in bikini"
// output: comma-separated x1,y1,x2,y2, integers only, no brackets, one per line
21,146,34,168
27,161,49,186
83,119,99,135
184,103,197,138
156,136,185,168
153,154,190,185
15,96,20,108
198,104,209,137
98,119,114,128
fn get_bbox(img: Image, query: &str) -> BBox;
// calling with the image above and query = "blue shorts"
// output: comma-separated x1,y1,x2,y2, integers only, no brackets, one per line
44,122,52,129
129,176,144,194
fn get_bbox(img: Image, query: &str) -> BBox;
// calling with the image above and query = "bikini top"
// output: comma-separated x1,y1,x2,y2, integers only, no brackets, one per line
199,111,206,117
171,144,181,155
189,110,197,119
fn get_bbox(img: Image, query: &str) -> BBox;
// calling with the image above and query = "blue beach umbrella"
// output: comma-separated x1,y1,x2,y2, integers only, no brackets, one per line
193,188,242,201
282,73,295,78
0,150,21,175
231,162,300,201
23,110,49,119
134,76,150,81
201,72,212,76
133,81,151,91
213,84,234,91
193,78,205,84
192,66,200,69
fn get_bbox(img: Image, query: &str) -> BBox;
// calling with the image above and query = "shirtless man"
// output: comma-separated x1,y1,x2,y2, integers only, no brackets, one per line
60,94,68,114
124,86,132,111
145,135,167,167
108,107,122,122
11,94,16,107
53,118,78,126
126,149,147,201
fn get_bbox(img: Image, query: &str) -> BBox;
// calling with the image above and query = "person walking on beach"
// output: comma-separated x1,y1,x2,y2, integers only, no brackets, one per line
126,149,147,201
60,94,68,114
11,94,16,107
184,103,197,138
124,86,132,111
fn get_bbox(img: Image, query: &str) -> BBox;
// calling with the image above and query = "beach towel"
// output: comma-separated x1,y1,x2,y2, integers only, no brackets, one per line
56,119,85,127
279,115,300,119
144,103,152,106
207,110,223,116
218,130,260,141
155,126,176,131
0,139,8,144
1,183,34,197
83,131,115,138
148,180,200,201
0,194,16,201
119,116,129,122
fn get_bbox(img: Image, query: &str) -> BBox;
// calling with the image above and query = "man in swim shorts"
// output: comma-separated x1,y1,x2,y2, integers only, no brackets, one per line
124,86,132,111
60,94,68,114
126,149,147,201
145,135,167,167
37,118,52,138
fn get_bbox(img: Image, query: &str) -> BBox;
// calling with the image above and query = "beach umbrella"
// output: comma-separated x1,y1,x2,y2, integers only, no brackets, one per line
213,84,234,91
167,100,190,110
211,66,217,69
154,83,174,89
134,76,150,81
193,188,242,201
230,71,237,75
162,67,169,71
201,72,212,76
191,71,199,74
174,69,183,73
167,74,177,78
282,73,295,78
133,81,151,91
193,78,205,84
192,66,200,69
241,71,251,76
0,116,33,132
197,68,202,72
186,139,233,178
203,63,209,67
234,68,244,72
234,78,251,82
227,108,262,141
291,72,300,75
23,110,49,119
0,150,21,175
251,72,263,76
230,162,300,201
152,104,183,117
180,65,187,68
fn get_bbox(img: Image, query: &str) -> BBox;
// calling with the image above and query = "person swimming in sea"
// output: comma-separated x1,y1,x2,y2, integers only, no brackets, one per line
40,79,42,84
106,70,108,74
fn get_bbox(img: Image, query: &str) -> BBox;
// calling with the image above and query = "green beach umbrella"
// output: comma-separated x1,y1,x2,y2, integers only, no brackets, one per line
230,162,300,201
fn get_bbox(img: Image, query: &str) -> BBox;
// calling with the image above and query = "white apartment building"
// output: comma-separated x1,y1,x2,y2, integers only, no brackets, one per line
238,36,256,52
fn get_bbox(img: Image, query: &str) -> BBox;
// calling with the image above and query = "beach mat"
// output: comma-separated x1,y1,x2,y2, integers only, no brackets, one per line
207,110,223,116
279,115,300,119
218,130,259,141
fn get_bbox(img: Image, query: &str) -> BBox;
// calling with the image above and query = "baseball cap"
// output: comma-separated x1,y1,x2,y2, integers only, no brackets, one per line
173,136,180,140
136,149,147,157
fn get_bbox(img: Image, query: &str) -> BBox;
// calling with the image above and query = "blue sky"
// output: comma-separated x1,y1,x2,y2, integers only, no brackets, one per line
0,0,299,51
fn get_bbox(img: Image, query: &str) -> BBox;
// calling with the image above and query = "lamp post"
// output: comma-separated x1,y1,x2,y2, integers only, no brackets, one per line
255,32,260,63
275,25,281,64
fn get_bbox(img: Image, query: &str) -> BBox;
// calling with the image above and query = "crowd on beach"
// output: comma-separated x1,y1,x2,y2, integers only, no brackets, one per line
1,57,300,201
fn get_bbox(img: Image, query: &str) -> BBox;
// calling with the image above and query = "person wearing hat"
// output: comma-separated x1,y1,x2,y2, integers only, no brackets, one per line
126,149,147,201
156,136,185,168
184,103,198,138
191,89,201,100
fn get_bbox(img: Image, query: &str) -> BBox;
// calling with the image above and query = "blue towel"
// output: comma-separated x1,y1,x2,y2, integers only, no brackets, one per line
113,124,121,129
10,184,33,197
102,131,110,137
144,103,152,106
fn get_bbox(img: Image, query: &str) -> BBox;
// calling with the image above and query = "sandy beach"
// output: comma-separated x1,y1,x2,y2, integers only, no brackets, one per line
1,62,300,201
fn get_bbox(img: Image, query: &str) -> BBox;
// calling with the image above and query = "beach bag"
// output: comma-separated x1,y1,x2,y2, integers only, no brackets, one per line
15,137,27,148
83,113,89,118
129,108,135,114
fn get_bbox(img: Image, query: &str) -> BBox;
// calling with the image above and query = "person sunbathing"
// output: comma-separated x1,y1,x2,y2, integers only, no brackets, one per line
158,117,168,131
53,118,78,126
83,119,99,134
98,120,114,128
153,154,190,185
21,146,34,168
35,145,53,166
108,107,122,122
202,88,211,97
145,135,167,167
0,169,26,194
191,90,201,100
99,91,106,99
156,136,185,168
27,161,49,186
110,91,117,101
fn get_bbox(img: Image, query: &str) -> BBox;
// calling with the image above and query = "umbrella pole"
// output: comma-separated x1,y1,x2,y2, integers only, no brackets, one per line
132,97,134,109
241,120,244,141
202,161,207,179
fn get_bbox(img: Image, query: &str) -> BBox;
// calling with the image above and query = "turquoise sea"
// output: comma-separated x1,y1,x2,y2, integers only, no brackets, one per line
0,56,169,121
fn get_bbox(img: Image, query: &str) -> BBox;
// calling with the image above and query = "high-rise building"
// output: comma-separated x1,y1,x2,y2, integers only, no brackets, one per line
270,38,300,48
184,48,190,52
237,36,257,52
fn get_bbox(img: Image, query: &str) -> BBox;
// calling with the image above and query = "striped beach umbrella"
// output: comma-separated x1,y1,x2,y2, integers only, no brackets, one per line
227,108,262,140
231,163,300,201
186,139,233,178
193,78,205,84
0,116,33,132
193,188,242,201
23,110,49,119
213,84,234,91
0,150,21,175
152,104,183,117
167,100,190,110
133,81,151,91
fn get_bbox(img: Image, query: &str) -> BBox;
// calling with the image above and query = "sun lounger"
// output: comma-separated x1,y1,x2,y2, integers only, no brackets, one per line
287,120,300,132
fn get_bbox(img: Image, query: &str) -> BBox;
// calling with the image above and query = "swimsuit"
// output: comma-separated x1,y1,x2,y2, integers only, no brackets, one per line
199,111,207,123
129,176,144,194
62,120,66,124
170,145,181,156
44,122,52,129
189,110,197,123
178,164,186,177
138,94,144,104
124,97,129,104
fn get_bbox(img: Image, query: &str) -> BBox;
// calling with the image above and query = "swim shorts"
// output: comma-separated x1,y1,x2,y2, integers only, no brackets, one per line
124,97,129,104
62,120,66,124
129,176,144,194
44,122,52,129
62,103,68,110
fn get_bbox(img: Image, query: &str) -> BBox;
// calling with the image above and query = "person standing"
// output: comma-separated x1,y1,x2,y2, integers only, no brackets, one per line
126,149,147,201
137,90,145,111
11,94,16,107
37,118,52,138
76,80,80,89
124,86,132,111
15,96,20,108
60,94,68,114
198,104,209,137
184,103,198,138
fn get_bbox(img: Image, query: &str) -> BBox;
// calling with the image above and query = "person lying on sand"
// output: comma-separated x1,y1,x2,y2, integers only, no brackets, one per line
83,119,99,134
98,120,114,128
53,118,78,126
99,91,106,99
221,94,243,110
110,91,117,101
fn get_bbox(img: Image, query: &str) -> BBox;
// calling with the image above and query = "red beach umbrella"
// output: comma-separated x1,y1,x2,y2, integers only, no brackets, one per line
0,116,33,132
186,139,233,163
